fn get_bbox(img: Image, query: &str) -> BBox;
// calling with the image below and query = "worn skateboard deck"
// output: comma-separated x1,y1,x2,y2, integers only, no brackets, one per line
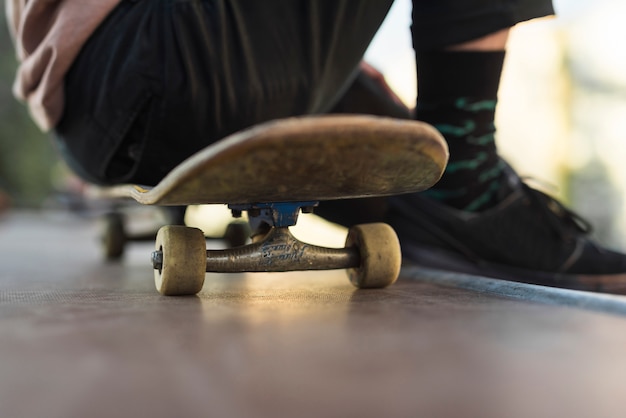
105,115,448,206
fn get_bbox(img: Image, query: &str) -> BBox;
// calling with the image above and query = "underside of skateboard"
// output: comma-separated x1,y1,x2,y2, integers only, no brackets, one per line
151,201,401,295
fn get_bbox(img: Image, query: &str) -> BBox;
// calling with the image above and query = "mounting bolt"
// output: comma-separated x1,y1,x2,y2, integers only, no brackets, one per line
231,209,243,218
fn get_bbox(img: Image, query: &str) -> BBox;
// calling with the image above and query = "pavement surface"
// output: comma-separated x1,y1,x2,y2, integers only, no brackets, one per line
2,210,626,418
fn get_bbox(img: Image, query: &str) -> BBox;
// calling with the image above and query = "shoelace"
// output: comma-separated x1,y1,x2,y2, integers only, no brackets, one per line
392,181,594,263
522,183,592,240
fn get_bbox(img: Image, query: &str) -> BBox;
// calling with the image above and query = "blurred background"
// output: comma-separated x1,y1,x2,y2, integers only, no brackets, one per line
0,5,59,209
365,0,626,250
1,0,626,249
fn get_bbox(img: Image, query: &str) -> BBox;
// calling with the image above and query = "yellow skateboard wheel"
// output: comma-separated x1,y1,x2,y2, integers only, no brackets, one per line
346,223,401,289
154,225,206,296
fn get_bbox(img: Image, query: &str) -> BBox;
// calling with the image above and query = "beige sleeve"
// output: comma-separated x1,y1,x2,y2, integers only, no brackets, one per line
7,0,121,131
5,0,25,44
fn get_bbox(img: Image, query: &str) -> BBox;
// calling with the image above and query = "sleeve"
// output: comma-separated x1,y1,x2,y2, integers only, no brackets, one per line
5,0,25,45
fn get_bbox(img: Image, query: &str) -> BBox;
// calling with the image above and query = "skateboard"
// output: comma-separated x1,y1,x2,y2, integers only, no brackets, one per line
105,115,448,295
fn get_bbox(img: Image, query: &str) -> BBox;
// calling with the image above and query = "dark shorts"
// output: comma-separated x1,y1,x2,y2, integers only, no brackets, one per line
412,0,554,50
55,0,553,186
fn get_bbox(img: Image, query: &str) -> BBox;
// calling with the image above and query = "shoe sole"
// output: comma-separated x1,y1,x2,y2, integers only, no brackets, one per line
402,243,626,295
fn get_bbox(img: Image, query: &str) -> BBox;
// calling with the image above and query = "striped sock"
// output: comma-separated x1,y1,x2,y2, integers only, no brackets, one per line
415,50,508,212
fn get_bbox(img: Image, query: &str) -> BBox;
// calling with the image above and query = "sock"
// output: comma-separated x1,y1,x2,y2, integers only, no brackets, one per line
415,50,508,212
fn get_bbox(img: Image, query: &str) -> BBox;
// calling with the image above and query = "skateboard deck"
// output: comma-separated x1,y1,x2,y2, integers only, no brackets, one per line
105,115,448,206
102,115,449,296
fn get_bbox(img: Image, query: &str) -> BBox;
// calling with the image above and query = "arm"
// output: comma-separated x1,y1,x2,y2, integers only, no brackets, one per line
6,0,122,131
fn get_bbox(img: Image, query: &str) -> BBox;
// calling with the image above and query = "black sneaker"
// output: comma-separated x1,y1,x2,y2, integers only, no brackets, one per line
387,164,626,293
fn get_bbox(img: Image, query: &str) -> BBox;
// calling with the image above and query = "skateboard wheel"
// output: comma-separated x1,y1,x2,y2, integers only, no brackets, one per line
345,223,401,289
100,212,126,260
154,225,206,296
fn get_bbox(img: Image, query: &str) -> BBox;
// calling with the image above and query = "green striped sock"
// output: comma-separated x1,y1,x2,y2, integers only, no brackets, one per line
415,50,508,212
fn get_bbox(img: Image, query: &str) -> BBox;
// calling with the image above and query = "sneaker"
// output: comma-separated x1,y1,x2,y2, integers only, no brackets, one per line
387,163,626,293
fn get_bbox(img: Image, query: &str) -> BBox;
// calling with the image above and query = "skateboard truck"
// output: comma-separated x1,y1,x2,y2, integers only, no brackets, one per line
150,201,402,296
229,201,319,228
152,201,350,272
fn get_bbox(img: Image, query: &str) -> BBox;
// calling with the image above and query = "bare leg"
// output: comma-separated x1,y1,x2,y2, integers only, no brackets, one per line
447,29,510,51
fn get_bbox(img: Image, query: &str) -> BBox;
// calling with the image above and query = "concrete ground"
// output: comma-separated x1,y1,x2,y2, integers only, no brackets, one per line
2,210,626,418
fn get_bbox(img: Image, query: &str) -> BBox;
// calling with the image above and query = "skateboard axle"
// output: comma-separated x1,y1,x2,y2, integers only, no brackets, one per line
204,227,359,273
151,227,360,274
152,251,164,271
